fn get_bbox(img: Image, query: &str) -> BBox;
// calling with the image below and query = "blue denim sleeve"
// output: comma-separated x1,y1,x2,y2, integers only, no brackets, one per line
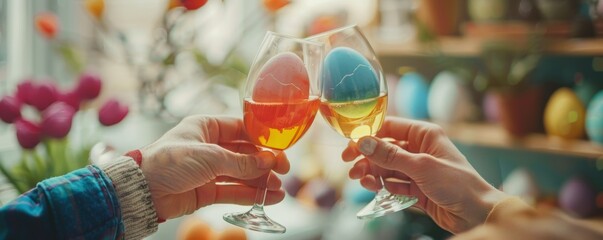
0,165,125,239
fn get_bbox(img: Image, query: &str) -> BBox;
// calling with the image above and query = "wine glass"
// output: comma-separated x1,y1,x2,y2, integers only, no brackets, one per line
306,25,418,219
222,31,324,233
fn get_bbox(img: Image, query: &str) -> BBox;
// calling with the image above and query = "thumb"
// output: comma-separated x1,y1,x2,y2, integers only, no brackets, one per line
356,136,431,178
202,144,276,179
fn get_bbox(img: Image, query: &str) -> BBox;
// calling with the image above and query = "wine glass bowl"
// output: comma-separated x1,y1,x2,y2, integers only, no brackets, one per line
307,25,418,219
223,32,324,233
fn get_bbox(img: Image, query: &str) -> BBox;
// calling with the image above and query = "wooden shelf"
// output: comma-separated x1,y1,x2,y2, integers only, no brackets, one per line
370,36,603,57
441,123,603,159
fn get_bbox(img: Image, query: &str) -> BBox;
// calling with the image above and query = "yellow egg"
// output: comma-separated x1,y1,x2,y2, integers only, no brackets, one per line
216,227,247,240
177,217,214,240
544,88,586,139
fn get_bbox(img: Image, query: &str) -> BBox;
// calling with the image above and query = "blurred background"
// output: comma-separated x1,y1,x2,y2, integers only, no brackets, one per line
1,0,603,239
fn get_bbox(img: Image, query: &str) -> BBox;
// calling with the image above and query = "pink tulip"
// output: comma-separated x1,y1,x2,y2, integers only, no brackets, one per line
41,102,76,139
30,81,59,111
98,99,128,126
0,95,22,123
58,90,81,111
16,80,36,105
15,118,42,149
76,73,102,100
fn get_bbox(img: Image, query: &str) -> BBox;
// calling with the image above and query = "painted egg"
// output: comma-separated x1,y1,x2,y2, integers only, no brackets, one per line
586,90,603,144
544,87,586,139
216,227,247,240
177,217,214,240
283,175,304,197
501,168,539,205
343,179,375,205
395,72,429,119
297,178,338,209
559,176,597,218
322,47,379,102
483,91,500,122
252,52,309,102
428,71,473,123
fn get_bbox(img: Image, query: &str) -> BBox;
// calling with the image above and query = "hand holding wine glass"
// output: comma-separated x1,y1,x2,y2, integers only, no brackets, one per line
223,32,324,233
342,117,507,233
307,25,418,219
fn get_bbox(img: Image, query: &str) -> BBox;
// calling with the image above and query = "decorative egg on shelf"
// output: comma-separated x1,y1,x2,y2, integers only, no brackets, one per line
586,90,603,144
482,91,500,122
501,168,539,206
394,72,429,119
283,174,305,197
216,227,247,240
297,178,338,210
177,217,214,240
428,71,473,123
559,176,597,218
544,87,586,139
343,179,375,205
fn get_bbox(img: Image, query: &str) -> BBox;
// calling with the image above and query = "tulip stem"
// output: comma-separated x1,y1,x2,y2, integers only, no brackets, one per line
0,160,26,194
32,150,46,182
44,140,59,176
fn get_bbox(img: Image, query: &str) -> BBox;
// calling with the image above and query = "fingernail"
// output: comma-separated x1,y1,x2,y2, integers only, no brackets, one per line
256,154,274,169
359,137,377,155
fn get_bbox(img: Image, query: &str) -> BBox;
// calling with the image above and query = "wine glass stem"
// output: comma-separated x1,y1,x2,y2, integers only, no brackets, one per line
251,172,270,213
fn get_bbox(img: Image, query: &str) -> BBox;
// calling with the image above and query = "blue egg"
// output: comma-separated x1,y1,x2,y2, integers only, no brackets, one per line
343,180,375,205
586,90,603,144
394,72,429,119
322,47,379,102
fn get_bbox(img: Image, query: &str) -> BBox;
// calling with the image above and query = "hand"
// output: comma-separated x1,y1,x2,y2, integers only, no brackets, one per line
342,117,506,233
139,116,290,220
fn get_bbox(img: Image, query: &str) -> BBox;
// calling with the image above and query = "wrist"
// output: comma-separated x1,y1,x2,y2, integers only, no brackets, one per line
96,155,158,239
466,185,508,230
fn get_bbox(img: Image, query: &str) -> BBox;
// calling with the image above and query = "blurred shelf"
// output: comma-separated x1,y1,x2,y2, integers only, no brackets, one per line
367,21,603,57
442,123,603,159
370,36,603,57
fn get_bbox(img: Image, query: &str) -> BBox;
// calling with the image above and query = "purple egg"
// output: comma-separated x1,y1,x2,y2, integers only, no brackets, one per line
483,92,500,122
304,179,338,209
559,177,597,218
283,175,304,197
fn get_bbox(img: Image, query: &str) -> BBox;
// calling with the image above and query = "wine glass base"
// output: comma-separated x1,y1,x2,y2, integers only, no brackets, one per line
223,209,286,234
356,193,418,220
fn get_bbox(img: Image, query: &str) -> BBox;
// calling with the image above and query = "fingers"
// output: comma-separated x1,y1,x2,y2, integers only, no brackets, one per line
349,158,370,179
196,184,286,208
273,151,290,174
197,144,276,179
220,141,259,154
220,142,290,175
356,136,433,178
342,140,361,162
179,115,250,143
214,173,282,191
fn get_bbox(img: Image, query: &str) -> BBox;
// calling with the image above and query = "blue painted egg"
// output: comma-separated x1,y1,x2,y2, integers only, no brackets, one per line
586,90,603,144
322,47,379,102
394,72,429,119
343,180,375,205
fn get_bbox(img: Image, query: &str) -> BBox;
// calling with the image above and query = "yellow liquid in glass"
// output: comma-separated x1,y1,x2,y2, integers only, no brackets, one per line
320,93,387,141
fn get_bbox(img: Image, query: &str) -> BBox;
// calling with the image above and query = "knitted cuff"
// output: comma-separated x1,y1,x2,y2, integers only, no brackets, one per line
97,156,158,239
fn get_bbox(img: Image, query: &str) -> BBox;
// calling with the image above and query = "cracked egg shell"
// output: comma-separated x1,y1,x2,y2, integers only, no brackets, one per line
252,52,310,102
322,47,379,102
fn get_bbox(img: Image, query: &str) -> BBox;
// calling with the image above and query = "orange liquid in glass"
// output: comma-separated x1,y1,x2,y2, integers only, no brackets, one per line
244,97,320,150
